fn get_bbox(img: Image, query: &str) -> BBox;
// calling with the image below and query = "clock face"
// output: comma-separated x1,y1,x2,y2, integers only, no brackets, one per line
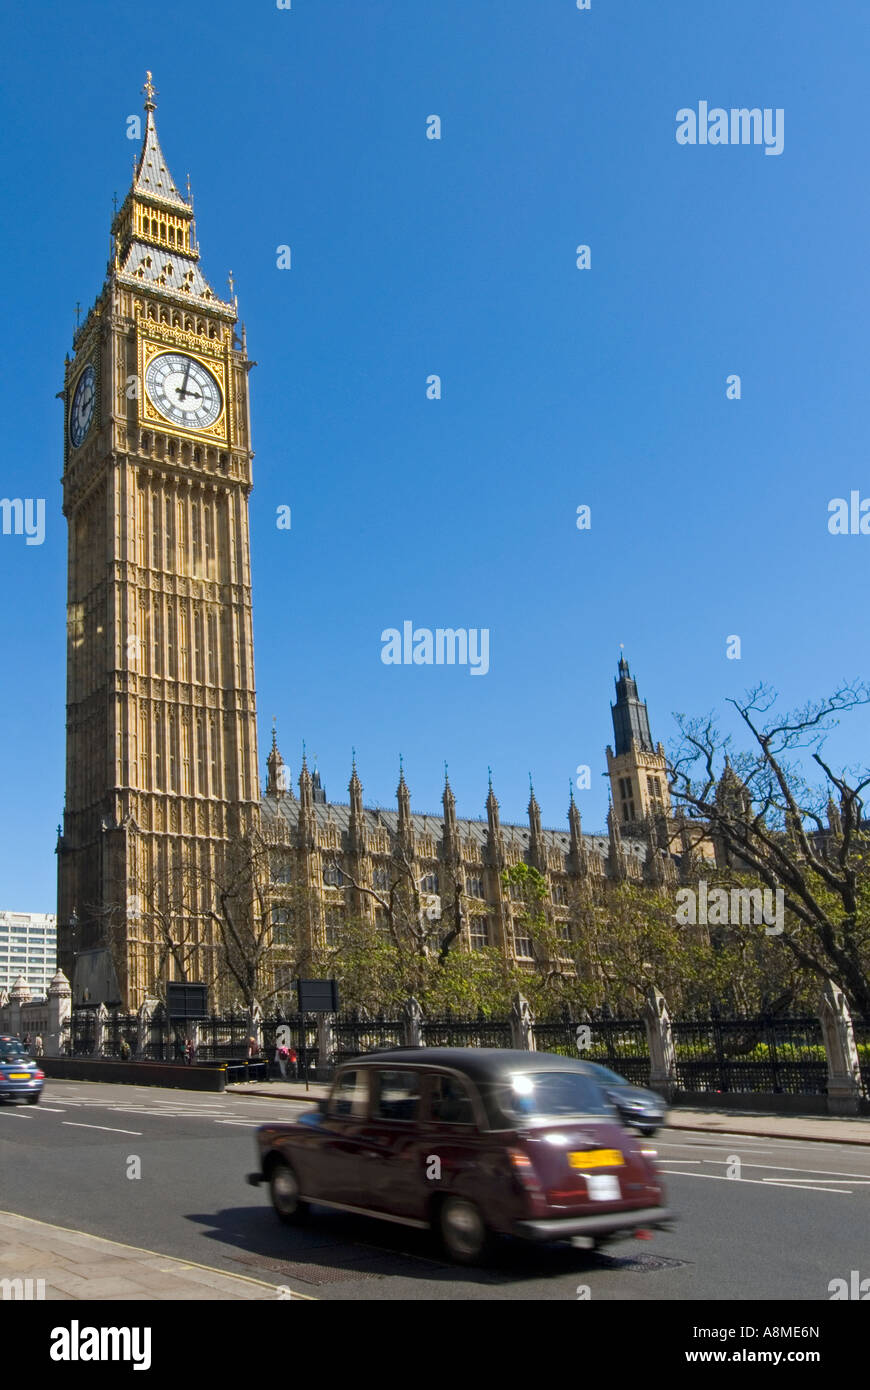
69,364,96,448
144,352,222,431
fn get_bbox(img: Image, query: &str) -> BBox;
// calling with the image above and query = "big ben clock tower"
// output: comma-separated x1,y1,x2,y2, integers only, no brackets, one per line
57,75,261,1008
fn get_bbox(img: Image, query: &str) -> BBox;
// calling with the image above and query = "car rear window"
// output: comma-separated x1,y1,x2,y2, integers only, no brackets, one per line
429,1074,476,1126
0,1042,27,1063
496,1070,614,1121
329,1069,368,1118
374,1070,420,1122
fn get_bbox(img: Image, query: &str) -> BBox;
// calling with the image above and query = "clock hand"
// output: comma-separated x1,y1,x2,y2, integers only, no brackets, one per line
176,359,193,399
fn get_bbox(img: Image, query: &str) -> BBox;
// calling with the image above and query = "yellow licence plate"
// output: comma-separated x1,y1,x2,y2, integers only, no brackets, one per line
568,1149,624,1169
9,1073,31,1080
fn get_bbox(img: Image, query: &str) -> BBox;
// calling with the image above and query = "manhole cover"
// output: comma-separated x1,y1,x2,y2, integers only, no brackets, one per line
596,1252,688,1273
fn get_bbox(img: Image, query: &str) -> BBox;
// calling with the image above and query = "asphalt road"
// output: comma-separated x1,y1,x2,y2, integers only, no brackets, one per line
1,1080,867,1301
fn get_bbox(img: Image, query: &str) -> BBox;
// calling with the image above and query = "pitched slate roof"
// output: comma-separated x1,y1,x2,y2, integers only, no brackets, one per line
134,110,190,211
260,792,650,868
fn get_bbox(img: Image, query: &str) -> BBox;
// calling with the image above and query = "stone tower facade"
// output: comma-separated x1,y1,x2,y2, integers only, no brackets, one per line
606,656,671,833
56,76,260,1007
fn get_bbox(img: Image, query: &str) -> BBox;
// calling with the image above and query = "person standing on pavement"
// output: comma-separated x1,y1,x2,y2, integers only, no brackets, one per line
185,1036,196,1066
274,1042,289,1080
34,1034,44,1058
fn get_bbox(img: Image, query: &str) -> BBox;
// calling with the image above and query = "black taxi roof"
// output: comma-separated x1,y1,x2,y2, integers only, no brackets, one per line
340,1047,595,1081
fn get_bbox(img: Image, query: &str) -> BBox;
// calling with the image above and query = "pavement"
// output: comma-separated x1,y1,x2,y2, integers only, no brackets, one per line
0,1209,312,1300
226,1078,870,1145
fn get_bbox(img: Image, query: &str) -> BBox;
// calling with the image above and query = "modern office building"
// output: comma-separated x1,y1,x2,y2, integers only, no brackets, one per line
0,911,58,998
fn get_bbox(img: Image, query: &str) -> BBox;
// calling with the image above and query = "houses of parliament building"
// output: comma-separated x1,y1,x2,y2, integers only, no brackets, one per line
56,79,710,1010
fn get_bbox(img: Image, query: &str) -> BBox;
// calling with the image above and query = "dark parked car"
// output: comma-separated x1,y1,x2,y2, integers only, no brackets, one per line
248,1048,672,1262
0,1036,44,1104
580,1062,667,1136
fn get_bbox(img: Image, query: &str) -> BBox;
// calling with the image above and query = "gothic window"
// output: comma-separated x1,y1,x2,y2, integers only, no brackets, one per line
151,219,157,236
513,927,533,960
420,872,439,894
191,502,201,571
209,716,218,795
168,227,175,245
466,874,485,899
556,921,571,946
196,718,206,793
176,500,186,569
271,906,294,945
152,598,162,673
181,719,191,794
193,608,203,682
272,860,293,885
372,866,391,891
206,612,218,684
469,916,489,951
178,606,189,680
274,964,295,994
168,713,177,790
151,493,161,568
374,908,389,934
136,489,146,567
552,882,568,906
323,863,343,887
164,495,174,569
204,504,213,573
154,715,164,787
324,909,344,947
166,605,175,678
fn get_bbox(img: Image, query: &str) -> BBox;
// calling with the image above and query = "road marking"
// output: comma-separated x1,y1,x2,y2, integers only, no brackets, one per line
62,1121,143,1135
659,1169,850,1194
700,1158,870,1181
28,1106,67,1112
0,1110,33,1118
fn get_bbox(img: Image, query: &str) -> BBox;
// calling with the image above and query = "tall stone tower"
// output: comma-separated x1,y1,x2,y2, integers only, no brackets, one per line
57,75,260,1007
606,656,670,832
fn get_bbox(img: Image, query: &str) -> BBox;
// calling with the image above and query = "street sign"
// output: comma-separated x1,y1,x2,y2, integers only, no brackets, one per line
166,982,208,1019
296,978,339,1013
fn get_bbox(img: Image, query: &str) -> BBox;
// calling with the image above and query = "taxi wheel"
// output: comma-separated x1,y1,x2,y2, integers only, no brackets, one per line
269,1161,309,1226
26,1094,40,1105
439,1197,490,1264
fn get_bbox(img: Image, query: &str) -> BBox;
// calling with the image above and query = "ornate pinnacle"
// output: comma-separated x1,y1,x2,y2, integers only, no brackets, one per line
143,71,158,112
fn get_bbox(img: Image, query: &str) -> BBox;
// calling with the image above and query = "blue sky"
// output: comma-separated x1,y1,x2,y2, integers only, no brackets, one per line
1,1,869,911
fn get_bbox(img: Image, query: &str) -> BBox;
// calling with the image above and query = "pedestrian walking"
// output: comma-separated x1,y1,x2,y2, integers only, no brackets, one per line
274,1042,289,1080
247,1034,259,1059
22,1033,32,1052
288,1046,298,1080
185,1036,196,1066
173,1033,184,1062
34,1034,44,1058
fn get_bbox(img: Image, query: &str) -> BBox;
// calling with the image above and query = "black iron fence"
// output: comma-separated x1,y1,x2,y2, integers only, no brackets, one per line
58,1007,869,1097
672,1014,829,1095
420,1012,512,1049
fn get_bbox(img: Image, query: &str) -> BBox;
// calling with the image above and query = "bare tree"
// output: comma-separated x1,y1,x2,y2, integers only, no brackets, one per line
668,682,870,1015
331,850,469,965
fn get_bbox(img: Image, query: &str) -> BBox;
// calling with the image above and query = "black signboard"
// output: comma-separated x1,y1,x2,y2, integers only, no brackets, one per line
166,982,209,1020
297,978,339,1013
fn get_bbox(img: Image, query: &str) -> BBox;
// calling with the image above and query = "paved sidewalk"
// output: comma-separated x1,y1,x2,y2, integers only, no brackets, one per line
0,1211,311,1300
226,1080,870,1145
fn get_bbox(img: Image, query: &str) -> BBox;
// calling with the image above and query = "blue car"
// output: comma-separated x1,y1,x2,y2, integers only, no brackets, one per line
0,1036,44,1104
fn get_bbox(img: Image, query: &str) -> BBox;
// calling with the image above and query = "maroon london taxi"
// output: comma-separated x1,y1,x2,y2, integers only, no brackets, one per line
247,1048,673,1263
